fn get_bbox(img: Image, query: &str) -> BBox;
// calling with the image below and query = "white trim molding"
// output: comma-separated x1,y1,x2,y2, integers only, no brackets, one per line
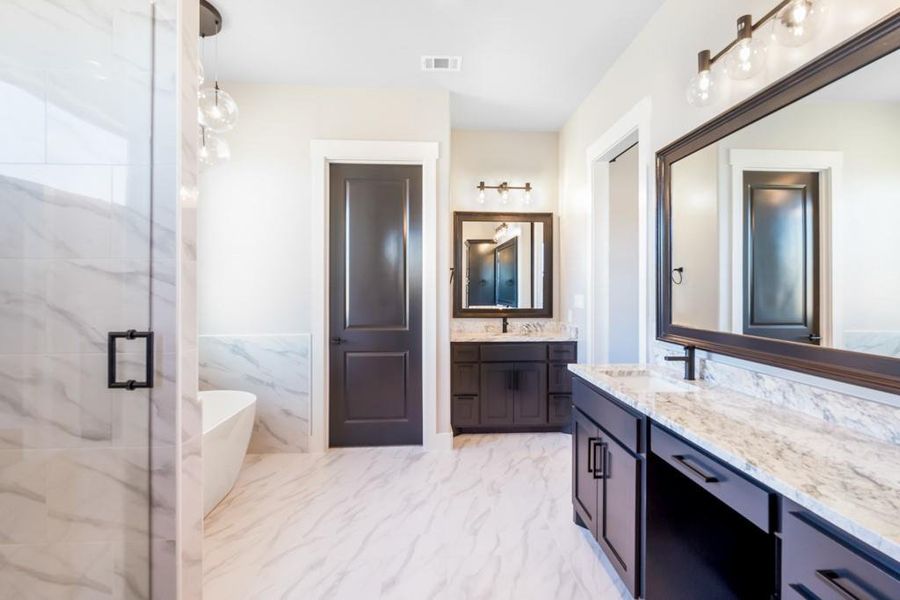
309,140,445,452
727,148,843,347
585,97,652,364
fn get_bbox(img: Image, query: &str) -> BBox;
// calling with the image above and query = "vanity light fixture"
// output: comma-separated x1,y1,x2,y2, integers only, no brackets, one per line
476,181,533,206
686,0,828,106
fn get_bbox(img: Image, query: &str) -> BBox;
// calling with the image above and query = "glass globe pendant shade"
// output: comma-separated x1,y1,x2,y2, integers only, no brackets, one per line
774,0,827,47
198,127,230,167
198,83,239,133
725,36,767,80
686,69,717,106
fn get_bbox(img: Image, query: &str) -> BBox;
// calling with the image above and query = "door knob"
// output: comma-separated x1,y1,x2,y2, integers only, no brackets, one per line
330,337,347,345
808,334,822,343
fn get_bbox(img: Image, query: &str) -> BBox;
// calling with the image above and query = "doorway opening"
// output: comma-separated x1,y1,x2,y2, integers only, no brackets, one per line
585,98,651,365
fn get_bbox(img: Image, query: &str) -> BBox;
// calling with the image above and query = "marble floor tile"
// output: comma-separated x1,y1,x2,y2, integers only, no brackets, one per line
204,433,630,600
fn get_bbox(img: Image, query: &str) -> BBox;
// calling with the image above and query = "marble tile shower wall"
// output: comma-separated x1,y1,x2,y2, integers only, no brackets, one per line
199,334,311,453
0,1,160,597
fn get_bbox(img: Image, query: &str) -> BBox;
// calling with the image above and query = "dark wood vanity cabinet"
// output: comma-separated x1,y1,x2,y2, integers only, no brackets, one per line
781,499,900,600
572,377,643,598
451,341,575,432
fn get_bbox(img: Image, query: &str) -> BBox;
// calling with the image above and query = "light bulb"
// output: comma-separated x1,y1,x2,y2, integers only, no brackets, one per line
198,127,230,167
774,0,827,47
500,189,509,204
686,69,717,106
478,189,486,204
725,37,767,80
198,83,239,132
523,190,532,205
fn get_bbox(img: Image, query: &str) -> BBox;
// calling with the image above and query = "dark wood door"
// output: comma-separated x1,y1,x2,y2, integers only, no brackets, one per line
743,171,820,344
512,362,547,425
572,409,601,536
480,362,515,426
466,240,496,307
599,435,641,596
329,164,422,447
494,237,518,307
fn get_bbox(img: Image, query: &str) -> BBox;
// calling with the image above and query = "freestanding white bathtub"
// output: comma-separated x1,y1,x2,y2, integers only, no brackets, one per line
201,390,256,516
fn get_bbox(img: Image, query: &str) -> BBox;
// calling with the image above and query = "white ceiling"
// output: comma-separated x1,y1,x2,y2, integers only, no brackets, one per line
204,0,663,131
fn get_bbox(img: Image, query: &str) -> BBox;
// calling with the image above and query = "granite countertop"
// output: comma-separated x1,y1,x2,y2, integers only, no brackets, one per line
451,331,578,343
568,363,900,563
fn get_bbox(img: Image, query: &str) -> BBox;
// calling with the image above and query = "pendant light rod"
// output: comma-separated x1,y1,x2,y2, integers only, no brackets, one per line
704,0,797,66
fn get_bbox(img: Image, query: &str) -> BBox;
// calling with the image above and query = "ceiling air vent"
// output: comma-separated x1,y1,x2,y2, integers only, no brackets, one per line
421,56,462,72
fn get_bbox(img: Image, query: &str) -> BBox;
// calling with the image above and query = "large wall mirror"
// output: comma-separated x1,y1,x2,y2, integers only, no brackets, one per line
453,212,553,318
658,11,900,393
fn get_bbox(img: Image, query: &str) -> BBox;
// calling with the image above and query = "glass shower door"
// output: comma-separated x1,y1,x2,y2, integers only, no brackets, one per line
0,1,155,597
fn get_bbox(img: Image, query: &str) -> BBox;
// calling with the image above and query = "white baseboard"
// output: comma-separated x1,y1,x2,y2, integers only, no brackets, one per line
427,432,454,452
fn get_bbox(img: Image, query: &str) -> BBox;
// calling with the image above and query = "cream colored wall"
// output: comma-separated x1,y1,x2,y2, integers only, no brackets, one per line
558,0,900,370
450,129,560,322
199,84,450,335
199,84,453,435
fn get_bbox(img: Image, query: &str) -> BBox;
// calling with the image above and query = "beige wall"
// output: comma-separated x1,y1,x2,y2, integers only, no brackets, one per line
199,84,451,335
558,0,900,368
450,129,560,322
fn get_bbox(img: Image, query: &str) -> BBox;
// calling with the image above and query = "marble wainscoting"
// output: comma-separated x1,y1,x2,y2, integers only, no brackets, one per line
199,334,311,453
652,343,900,444
843,331,900,360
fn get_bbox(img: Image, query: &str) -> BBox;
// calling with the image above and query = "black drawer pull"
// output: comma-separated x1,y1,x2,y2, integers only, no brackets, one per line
593,441,607,479
672,454,718,483
816,570,872,600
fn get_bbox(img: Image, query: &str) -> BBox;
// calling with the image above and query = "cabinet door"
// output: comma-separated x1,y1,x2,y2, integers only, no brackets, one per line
480,363,515,426
451,363,479,395
513,362,548,425
572,409,601,536
600,435,641,597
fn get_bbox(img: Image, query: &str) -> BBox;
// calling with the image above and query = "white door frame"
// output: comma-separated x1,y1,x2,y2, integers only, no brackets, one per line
309,140,441,452
727,149,842,347
585,97,652,363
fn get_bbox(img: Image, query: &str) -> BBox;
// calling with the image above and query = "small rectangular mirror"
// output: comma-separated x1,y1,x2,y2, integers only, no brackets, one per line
453,212,553,318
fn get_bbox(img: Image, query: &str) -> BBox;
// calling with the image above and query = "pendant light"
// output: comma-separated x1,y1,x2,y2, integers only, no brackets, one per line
198,82,239,132
198,126,230,167
198,0,237,167
725,15,768,80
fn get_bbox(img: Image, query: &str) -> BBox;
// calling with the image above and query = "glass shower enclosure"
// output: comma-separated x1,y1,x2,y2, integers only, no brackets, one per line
0,0,160,596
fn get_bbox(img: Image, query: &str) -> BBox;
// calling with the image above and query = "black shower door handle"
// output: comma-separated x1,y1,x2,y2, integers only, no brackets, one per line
108,330,154,390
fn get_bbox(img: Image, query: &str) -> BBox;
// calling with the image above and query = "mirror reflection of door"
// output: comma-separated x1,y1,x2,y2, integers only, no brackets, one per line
466,239,496,306
743,171,820,344
495,237,519,307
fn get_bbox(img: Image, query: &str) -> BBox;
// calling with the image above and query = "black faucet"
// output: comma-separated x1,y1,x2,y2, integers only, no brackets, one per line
664,345,696,380
501,317,509,333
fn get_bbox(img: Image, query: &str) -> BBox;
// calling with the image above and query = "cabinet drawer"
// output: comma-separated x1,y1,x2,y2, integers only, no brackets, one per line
651,424,773,532
452,343,479,363
573,377,642,452
782,500,900,600
549,394,572,425
549,363,573,393
451,363,479,395
548,342,577,363
480,343,546,362
451,395,480,428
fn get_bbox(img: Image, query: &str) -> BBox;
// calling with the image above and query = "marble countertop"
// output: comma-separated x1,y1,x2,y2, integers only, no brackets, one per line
568,363,900,563
451,331,578,343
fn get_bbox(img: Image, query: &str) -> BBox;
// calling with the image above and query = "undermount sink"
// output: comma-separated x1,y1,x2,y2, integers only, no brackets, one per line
609,370,693,393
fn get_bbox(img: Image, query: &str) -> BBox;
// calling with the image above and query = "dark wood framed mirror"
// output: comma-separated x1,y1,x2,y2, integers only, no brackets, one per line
453,211,553,318
658,10,900,394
